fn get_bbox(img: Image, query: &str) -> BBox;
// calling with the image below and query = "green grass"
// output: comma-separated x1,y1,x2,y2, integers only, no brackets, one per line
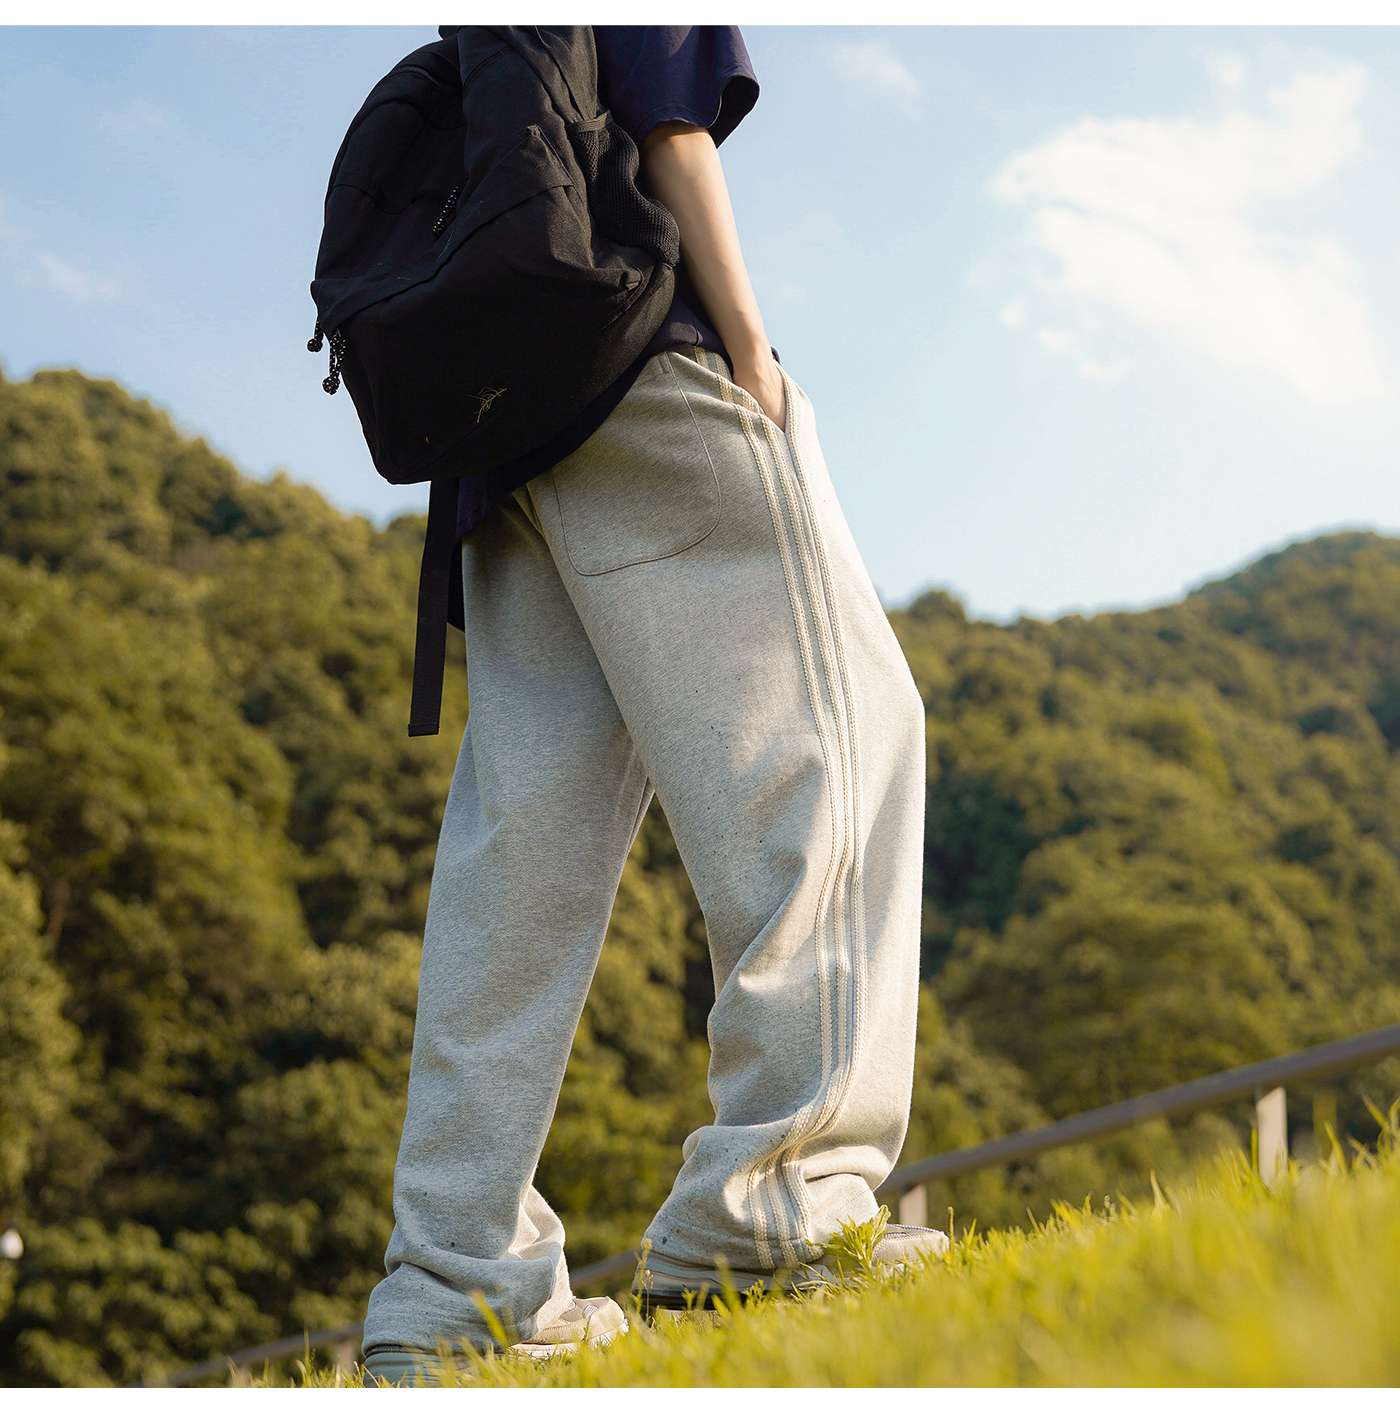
264,1107,1400,1388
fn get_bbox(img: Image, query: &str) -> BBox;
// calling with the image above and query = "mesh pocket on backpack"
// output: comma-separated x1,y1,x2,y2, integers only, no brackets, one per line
568,111,681,268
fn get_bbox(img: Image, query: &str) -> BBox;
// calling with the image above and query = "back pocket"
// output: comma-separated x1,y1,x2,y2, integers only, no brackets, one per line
541,353,722,577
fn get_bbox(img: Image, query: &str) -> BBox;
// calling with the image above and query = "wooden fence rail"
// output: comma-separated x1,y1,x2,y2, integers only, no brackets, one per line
141,1021,1400,1386
882,1020,1400,1221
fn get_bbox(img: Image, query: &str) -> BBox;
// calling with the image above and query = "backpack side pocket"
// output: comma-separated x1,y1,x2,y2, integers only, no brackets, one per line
567,110,681,268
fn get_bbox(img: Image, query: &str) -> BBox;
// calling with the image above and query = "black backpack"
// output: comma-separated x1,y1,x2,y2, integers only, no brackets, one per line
307,25,680,735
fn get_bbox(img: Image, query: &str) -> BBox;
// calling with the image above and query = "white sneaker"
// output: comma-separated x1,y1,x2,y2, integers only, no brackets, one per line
505,1295,629,1360
361,1295,628,1384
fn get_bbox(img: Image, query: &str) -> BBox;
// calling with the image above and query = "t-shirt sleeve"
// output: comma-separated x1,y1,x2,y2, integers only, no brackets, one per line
593,25,759,150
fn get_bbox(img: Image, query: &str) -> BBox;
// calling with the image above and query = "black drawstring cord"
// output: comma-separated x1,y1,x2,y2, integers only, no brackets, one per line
432,184,462,236
306,319,347,395
322,329,347,394
306,174,458,396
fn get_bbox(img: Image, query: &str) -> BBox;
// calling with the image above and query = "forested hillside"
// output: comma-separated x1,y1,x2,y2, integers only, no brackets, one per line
2,365,1398,1385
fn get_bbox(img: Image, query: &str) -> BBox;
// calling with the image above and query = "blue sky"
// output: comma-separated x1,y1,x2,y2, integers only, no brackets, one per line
3,24,1398,619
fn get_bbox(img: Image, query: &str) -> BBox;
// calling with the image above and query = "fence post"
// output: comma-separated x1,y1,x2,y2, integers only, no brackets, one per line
897,1182,929,1226
152,1026,1400,1387
334,1337,359,1380
1254,1085,1287,1185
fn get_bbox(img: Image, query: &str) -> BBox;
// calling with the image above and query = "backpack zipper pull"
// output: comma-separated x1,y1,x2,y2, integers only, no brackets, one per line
322,328,347,395
432,184,462,236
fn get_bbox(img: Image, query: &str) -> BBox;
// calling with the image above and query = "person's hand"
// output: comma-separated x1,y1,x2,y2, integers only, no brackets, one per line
731,351,787,432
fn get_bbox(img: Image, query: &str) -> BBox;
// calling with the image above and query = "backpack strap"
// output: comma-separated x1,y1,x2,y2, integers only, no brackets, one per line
407,476,462,737
481,24,596,124
405,25,602,738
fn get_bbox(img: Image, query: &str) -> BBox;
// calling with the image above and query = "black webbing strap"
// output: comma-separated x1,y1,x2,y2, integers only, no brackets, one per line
483,25,590,125
408,476,461,737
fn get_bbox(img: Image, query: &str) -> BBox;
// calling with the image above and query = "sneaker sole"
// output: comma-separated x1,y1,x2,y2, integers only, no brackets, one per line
505,1321,627,1360
363,1321,628,1382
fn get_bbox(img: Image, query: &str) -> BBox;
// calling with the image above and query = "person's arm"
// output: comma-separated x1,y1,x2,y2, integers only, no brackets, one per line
639,120,786,432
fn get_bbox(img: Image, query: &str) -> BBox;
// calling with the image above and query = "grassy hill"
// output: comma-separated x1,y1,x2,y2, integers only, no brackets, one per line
276,1111,1400,1387
2,364,1399,1385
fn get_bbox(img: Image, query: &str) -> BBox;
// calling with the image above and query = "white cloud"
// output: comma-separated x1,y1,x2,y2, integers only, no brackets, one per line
830,39,923,117
23,252,121,305
1034,325,1128,383
986,59,1388,404
2,193,119,305
998,297,1027,330
755,208,850,307
100,98,178,140
1206,51,1248,93
769,277,809,306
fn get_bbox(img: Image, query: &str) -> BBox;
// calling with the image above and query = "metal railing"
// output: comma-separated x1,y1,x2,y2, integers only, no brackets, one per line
142,1021,1400,1386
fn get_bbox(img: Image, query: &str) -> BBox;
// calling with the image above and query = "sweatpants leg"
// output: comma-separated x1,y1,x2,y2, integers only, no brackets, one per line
524,346,927,1272
361,492,654,1355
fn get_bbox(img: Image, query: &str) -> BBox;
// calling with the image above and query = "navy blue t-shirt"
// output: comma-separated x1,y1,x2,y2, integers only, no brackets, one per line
445,25,769,543
599,24,760,363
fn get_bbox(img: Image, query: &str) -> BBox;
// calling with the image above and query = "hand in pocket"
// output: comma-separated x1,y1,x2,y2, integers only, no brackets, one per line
730,352,787,432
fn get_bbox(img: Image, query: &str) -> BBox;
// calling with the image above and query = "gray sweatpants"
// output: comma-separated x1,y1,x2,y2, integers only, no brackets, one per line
362,345,926,1353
